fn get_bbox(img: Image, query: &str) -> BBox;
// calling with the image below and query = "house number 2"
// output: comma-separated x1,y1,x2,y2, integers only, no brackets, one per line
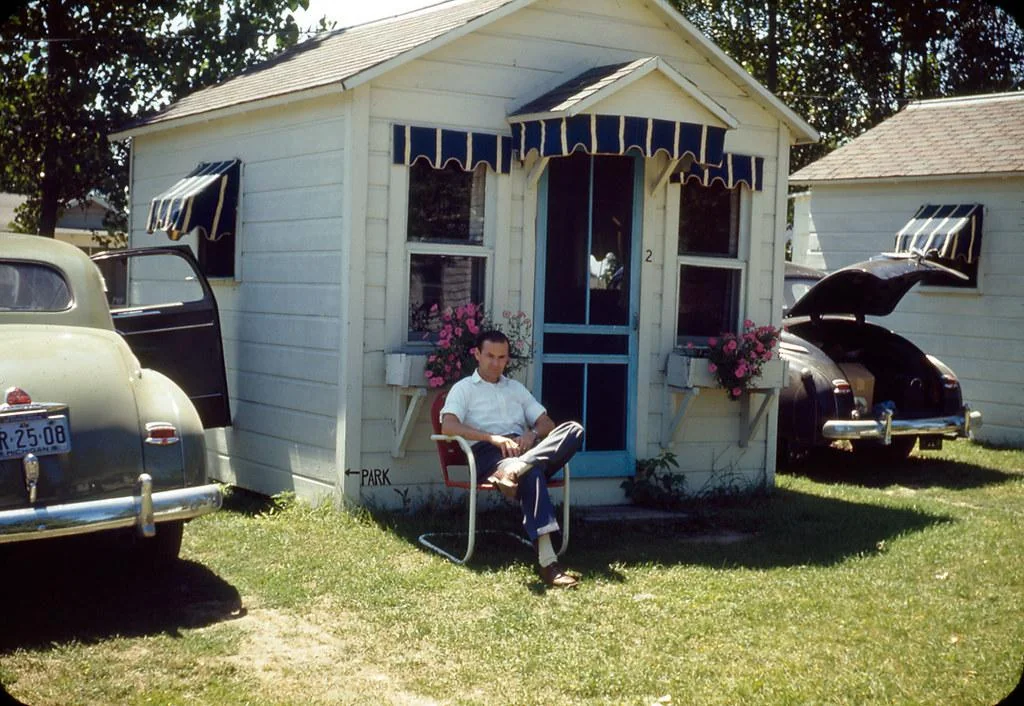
645,249,653,262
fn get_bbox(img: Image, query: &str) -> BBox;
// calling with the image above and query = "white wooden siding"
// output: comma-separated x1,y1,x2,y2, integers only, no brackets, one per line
795,177,1024,446
129,94,349,499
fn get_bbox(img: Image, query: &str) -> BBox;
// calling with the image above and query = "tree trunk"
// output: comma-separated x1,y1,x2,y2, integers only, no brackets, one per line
767,0,778,93
38,0,67,238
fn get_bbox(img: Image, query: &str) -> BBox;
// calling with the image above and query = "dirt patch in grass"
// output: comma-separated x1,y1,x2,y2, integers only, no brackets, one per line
218,599,440,706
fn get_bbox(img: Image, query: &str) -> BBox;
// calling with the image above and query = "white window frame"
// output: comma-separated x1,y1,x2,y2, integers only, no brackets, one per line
669,181,751,346
386,162,496,351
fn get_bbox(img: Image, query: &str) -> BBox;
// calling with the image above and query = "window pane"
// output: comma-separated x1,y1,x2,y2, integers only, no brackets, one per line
408,254,485,341
677,265,740,341
0,262,71,311
590,156,633,326
408,161,485,244
679,182,739,257
544,154,590,324
586,363,627,451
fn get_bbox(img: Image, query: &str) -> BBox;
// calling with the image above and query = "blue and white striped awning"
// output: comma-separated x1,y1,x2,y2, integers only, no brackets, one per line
671,153,765,191
894,204,983,263
392,124,513,174
510,114,727,165
146,160,240,242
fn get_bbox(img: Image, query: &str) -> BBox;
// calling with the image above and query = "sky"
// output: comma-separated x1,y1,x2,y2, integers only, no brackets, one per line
292,0,440,30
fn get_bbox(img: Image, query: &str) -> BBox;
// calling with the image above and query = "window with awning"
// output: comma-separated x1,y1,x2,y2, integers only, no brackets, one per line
145,159,240,278
894,204,983,287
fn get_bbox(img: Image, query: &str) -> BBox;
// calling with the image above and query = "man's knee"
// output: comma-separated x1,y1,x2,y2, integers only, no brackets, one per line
558,421,585,446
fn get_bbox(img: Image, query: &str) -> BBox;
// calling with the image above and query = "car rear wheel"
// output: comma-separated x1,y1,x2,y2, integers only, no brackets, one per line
851,436,916,463
138,520,184,568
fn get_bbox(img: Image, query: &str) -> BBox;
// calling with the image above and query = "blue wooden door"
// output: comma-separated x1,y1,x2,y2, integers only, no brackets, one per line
535,153,642,477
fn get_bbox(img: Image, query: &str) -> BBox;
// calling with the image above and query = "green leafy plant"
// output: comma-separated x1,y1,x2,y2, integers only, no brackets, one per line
620,451,685,510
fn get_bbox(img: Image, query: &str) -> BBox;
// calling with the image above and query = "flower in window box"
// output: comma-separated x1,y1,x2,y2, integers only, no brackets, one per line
706,319,781,399
423,304,534,387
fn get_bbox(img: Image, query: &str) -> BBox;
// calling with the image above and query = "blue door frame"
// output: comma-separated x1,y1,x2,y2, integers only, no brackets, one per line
533,154,643,478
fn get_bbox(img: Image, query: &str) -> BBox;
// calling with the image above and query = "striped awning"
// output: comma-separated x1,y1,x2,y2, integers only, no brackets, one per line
510,114,727,165
146,160,240,242
672,153,765,191
392,124,513,174
894,204,983,263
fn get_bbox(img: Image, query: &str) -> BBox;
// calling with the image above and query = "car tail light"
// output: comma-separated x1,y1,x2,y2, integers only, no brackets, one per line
4,387,31,406
941,374,960,390
145,422,180,446
832,379,852,395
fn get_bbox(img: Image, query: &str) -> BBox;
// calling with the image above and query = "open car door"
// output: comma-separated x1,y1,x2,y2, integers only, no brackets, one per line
91,246,231,429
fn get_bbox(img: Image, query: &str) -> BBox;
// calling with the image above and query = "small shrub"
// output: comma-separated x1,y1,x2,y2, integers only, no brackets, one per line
621,451,686,510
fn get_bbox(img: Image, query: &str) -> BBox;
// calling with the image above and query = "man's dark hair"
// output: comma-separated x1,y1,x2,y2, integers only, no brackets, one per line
476,329,509,350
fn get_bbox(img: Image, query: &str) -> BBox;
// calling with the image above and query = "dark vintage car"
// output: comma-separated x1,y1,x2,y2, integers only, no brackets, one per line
777,256,982,462
0,233,231,562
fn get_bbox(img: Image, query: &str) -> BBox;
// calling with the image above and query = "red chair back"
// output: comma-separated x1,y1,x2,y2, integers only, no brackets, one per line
432,392,470,487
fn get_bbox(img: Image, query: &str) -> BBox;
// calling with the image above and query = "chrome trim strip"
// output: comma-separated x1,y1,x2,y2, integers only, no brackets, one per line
822,407,983,443
0,477,222,544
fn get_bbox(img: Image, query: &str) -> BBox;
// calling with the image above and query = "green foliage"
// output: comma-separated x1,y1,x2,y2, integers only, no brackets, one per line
0,1,327,235
621,450,686,509
671,0,1024,171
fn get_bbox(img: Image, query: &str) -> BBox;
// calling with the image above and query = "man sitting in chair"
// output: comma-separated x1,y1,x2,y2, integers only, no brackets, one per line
440,329,584,588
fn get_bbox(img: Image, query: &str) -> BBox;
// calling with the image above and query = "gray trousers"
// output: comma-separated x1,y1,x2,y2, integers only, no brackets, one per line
471,421,584,539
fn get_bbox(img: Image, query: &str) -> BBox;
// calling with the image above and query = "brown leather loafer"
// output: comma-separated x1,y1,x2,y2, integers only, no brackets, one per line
538,562,579,589
486,463,522,501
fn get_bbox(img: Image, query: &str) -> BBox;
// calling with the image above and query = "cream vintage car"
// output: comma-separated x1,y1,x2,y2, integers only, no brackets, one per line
0,233,229,562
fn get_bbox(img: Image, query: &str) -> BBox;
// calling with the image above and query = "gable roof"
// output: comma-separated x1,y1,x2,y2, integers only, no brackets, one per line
111,0,817,144
791,92,1024,184
509,56,738,128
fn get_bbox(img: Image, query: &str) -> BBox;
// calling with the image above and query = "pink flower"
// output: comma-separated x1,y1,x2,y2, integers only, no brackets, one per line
686,342,694,349
708,362,718,373
445,365,451,373
708,337,718,347
724,340,738,354
732,387,743,397
438,339,450,349
469,347,478,356
503,310,511,318
744,319,754,328
735,365,747,378
430,303,439,313
429,376,444,388
467,319,479,335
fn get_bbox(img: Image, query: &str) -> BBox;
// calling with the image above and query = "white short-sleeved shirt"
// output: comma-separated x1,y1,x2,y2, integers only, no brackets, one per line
440,370,546,436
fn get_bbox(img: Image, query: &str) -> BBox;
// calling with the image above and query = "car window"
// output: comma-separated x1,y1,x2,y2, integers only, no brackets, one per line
0,261,72,311
784,277,818,310
106,251,206,309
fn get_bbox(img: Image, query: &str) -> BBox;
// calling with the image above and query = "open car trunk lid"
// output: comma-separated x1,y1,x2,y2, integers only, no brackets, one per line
787,256,967,318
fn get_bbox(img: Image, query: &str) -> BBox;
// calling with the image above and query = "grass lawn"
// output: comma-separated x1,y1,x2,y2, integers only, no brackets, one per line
2,439,1022,705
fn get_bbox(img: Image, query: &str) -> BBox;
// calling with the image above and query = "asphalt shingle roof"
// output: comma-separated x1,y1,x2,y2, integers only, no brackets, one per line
128,0,516,129
790,92,1024,182
509,58,656,117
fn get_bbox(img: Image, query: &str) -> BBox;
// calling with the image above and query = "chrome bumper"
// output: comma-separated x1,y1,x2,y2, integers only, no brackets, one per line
0,473,222,544
822,405,983,445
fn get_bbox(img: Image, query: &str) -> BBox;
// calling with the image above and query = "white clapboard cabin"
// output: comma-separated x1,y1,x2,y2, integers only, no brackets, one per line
110,0,818,507
790,92,1024,448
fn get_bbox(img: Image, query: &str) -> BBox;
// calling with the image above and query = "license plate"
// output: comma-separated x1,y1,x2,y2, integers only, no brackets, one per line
0,414,71,460
919,436,943,451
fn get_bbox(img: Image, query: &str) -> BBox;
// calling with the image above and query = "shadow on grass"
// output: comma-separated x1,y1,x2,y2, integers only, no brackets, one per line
371,484,953,577
0,533,244,654
781,446,1019,490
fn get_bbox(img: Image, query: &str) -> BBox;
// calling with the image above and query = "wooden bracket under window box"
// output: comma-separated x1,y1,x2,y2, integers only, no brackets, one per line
385,353,431,457
662,353,787,447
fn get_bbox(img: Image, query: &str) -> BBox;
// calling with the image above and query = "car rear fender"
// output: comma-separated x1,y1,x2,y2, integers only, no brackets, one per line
132,369,207,490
